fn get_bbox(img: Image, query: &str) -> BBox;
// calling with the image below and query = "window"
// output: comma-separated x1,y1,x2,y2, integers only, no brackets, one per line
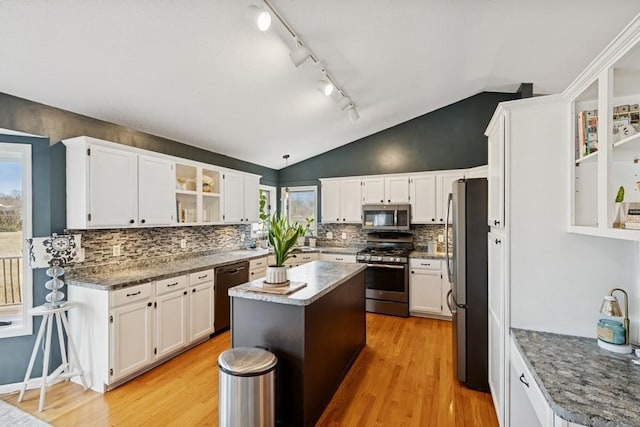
251,185,276,238
0,143,32,338
282,186,317,233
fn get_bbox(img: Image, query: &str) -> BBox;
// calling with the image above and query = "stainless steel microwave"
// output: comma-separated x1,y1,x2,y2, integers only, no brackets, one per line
362,204,411,231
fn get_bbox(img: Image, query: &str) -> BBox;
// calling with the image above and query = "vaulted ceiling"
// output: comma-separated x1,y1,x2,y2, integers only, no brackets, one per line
1,1,639,168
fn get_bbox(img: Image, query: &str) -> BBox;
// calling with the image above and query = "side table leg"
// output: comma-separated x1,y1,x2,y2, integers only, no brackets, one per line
55,312,69,374
38,313,54,412
60,309,88,389
18,314,48,404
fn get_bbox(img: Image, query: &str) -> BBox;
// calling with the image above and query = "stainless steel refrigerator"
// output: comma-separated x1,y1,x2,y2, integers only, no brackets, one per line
446,178,489,391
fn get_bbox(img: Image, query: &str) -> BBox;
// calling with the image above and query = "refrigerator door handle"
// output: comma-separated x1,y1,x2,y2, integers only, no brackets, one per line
446,289,456,314
445,192,453,284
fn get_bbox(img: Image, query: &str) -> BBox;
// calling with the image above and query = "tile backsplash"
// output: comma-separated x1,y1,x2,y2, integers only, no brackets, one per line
67,224,252,274
67,222,451,275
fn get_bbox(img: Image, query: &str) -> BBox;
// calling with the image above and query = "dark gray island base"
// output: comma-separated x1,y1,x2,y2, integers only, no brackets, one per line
229,261,367,427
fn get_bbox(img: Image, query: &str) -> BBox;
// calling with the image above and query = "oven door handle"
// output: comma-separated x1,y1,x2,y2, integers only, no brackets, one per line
365,263,405,270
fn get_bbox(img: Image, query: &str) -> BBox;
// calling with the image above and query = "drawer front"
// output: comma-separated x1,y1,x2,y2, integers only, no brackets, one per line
111,283,153,308
189,269,214,286
297,253,318,263
409,258,441,270
509,337,552,426
249,267,267,280
249,257,267,270
319,254,356,263
156,275,187,295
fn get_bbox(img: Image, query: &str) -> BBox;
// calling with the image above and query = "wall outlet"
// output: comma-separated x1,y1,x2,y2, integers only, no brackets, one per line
180,239,187,249
438,234,444,243
112,245,121,257
326,231,333,239
341,232,347,240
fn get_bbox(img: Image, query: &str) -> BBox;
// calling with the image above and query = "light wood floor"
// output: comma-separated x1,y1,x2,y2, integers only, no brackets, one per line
1,314,498,426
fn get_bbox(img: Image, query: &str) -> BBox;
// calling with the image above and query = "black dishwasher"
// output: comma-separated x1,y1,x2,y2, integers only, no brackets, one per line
214,261,249,331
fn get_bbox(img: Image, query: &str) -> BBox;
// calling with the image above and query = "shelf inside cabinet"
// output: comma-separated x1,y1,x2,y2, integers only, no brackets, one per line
575,150,599,165
176,164,197,191
612,132,640,161
176,193,197,224
201,168,220,194
569,225,640,241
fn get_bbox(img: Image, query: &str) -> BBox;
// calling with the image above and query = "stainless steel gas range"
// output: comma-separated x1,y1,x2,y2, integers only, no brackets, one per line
356,232,413,317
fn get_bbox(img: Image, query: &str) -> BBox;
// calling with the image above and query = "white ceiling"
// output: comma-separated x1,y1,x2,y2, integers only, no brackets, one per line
1,1,639,169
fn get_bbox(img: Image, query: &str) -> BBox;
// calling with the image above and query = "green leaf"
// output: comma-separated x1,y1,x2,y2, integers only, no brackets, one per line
615,186,625,203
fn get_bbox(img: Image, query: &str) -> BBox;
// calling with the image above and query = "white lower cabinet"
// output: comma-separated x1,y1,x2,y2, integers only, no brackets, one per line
68,271,215,393
155,276,189,358
409,259,450,319
109,285,154,382
188,269,215,340
249,256,267,280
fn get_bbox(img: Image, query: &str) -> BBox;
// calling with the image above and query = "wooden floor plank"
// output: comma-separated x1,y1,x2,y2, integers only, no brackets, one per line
1,314,497,426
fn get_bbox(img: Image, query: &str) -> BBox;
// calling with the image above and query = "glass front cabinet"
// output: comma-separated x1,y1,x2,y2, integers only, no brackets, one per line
567,17,640,240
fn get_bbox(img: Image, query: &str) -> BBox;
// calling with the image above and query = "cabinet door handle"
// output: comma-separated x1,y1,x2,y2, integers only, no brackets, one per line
126,291,141,297
198,274,208,279
494,220,501,226
129,219,135,224
336,257,343,261
519,373,529,388
495,238,501,244
167,282,178,287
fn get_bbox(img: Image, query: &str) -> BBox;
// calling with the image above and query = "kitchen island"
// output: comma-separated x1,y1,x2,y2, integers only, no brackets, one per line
229,261,367,427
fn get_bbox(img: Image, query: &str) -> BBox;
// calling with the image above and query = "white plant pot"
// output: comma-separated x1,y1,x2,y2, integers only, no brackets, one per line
265,266,288,285
308,237,316,247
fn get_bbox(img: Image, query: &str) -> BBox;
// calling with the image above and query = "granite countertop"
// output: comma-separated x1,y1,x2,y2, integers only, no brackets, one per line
228,261,366,306
511,328,640,427
67,249,270,290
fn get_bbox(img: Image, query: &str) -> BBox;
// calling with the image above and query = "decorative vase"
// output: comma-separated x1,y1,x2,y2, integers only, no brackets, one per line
613,203,626,228
265,266,288,285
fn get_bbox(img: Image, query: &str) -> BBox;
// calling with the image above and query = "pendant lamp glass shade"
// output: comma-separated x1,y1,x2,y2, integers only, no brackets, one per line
600,295,623,317
290,44,311,67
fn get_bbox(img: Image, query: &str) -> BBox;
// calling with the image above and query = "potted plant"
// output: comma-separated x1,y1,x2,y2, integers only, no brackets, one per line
305,217,316,247
613,186,625,228
257,189,270,248
265,214,307,285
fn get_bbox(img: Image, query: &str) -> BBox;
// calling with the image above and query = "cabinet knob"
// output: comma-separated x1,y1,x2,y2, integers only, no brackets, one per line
495,238,501,244
380,199,383,203
129,219,135,224
343,218,345,221
240,218,244,222
141,219,146,224
519,373,529,388
388,200,390,203
336,218,339,221
411,270,414,274
431,218,435,222
494,220,500,226
147,302,152,307
192,288,196,293
183,291,187,295
245,218,248,222
439,218,443,221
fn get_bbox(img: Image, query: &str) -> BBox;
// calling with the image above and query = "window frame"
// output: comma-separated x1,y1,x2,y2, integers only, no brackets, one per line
0,142,33,339
281,185,317,234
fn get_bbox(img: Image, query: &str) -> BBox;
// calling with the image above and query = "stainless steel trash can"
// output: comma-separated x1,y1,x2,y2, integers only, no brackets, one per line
218,347,277,427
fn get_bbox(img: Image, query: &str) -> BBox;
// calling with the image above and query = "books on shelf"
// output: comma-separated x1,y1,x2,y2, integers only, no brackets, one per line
576,103,640,159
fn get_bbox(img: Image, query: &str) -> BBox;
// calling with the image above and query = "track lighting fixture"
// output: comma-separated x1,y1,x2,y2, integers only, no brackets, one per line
289,40,311,67
251,0,360,122
347,106,360,122
248,4,271,32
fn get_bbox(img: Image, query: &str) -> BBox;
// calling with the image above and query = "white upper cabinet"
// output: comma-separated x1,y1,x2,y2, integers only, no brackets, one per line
409,174,437,223
362,176,409,204
223,170,260,223
486,113,506,229
361,177,385,204
65,137,173,229
64,136,259,229
436,170,464,223
138,155,175,226
565,15,640,241
321,178,361,223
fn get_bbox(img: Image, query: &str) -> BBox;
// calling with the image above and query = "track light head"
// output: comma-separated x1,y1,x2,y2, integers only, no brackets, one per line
290,41,311,67
323,80,334,96
338,95,352,111
347,106,360,122
248,4,271,31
